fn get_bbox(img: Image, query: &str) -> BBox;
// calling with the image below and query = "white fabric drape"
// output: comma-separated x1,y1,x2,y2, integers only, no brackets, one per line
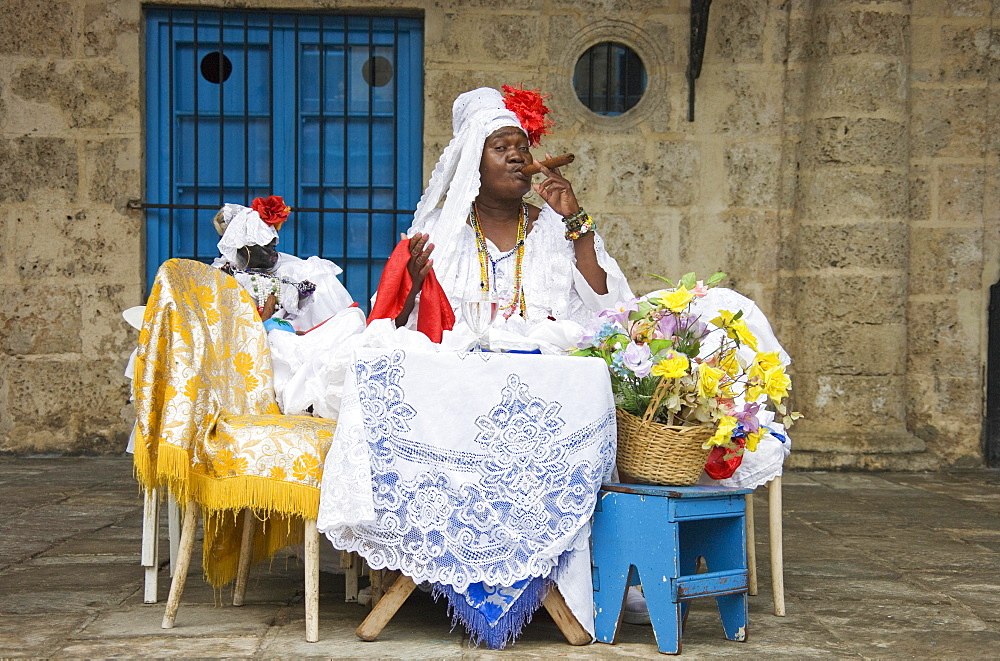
317,347,618,634
688,287,793,489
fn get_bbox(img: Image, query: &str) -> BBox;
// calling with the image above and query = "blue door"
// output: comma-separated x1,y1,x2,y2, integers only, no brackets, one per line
145,9,423,306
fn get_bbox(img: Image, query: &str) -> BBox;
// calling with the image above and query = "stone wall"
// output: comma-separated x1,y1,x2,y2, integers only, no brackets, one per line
0,0,996,468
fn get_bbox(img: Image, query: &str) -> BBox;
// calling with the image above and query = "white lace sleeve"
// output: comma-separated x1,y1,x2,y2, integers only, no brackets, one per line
529,207,633,323
571,229,633,311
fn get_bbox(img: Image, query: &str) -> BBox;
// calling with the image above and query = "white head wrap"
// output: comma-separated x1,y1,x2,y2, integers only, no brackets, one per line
216,203,279,264
412,87,528,294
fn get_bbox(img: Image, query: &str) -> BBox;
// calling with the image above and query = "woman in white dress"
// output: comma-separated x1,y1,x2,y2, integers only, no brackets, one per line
393,86,633,330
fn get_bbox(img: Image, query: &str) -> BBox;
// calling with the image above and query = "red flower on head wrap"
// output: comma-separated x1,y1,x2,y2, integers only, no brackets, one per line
501,84,553,147
251,195,291,230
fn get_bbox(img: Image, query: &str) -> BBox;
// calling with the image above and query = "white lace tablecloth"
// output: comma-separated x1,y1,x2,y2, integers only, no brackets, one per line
317,347,617,636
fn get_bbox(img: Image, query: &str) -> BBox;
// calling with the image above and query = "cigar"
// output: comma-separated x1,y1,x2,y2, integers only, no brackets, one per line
520,153,575,176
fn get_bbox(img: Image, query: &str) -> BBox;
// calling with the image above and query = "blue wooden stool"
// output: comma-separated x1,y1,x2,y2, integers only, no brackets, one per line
592,483,752,655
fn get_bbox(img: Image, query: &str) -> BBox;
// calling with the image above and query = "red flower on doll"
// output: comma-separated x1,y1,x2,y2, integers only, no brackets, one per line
501,84,553,147
251,195,291,230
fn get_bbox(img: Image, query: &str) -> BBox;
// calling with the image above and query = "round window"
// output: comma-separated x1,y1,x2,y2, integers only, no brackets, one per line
200,51,233,84
573,42,646,116
362,55,394,87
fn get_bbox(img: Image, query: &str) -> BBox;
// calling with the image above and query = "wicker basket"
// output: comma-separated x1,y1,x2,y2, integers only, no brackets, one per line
615,377,714,486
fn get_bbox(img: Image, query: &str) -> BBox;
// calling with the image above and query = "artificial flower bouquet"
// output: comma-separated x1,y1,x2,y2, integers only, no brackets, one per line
574,272,800,484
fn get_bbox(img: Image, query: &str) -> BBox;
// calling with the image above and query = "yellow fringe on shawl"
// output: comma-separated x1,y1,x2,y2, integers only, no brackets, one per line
132,259,336,588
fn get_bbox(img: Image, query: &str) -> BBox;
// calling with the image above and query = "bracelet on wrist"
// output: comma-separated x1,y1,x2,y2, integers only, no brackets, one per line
563,207,596,241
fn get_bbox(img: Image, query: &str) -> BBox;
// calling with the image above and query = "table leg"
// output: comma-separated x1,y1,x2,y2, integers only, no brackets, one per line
141,487,159,604
162,501,199,629
542,584,591,645
716,592,748,642
232,508,255,606
769,476,786,616
167,494,180,576
342,551,359,603
355,573,417,641
746,493,758,596
304,518,319,642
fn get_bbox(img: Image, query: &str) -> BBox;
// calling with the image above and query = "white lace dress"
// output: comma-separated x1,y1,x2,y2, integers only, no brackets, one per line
407,204,633,327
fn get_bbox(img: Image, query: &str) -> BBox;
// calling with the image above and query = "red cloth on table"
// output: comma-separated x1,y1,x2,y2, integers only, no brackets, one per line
368,239,455,343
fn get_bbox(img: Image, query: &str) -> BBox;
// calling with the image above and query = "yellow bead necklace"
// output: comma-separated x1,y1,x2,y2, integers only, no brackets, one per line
470,202,527,320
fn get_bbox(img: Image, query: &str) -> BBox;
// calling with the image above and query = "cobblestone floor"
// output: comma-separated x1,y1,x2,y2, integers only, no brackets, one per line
1,456,998,658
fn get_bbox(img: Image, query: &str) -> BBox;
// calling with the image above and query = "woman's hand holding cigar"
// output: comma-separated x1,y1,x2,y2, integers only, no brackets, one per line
521,153,575,176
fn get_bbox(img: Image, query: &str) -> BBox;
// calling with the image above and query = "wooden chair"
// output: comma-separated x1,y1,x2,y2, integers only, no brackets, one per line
132,259,337,642
745,475,785,616
163,502,322,641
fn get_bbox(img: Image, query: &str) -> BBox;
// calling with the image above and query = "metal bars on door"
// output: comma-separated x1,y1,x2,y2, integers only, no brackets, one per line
145,9,423,306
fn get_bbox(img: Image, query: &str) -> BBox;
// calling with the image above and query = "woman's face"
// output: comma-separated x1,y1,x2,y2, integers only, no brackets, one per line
479,127,533,200
237,238,279,270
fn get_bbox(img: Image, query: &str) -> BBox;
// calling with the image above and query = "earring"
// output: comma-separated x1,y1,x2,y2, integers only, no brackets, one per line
243,246,252,269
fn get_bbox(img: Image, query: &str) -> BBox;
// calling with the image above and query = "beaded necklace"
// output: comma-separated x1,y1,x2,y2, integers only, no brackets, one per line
231,267,281,316
470,202,527,320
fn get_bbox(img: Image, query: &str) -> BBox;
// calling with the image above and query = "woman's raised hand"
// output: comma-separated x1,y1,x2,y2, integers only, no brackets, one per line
404,232,434,290
533,153,581,218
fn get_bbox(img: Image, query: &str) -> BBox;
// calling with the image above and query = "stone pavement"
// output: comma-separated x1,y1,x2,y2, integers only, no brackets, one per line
1,457,998,659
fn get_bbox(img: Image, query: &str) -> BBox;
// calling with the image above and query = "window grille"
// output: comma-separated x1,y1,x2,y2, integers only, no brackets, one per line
145,9,423,307
573,41,647,116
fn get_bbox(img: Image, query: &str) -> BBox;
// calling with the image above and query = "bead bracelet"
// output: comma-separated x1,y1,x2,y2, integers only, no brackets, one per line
563,207,596,241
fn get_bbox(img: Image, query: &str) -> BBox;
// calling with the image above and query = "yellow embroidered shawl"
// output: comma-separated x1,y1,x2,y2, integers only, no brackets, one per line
133,259,335,587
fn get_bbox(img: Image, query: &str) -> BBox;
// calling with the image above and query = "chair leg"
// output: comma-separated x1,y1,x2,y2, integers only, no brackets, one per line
141,487,160,604
167,494,180,577
233,508,256,606
746,492,758,596
355,573,417,641
304,518,320,642
162,501,200,629
542,584,591,645
769,476,785,616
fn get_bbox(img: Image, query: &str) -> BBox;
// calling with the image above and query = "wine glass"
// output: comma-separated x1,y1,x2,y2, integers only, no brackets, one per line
463,295,499,352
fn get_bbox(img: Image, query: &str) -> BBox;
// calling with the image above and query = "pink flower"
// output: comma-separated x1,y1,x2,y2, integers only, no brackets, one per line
692,280,710,297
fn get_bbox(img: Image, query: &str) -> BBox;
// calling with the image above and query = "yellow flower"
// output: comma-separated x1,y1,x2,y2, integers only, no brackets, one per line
705,416,738,448
650,352,689,378
242,373,260,392
718,349,740,376
748,351,782,381
234,352,255,376
660,286,696,313
745,428,766,453
630,319,657,343
697,365,724,398
710,310,759,351
763,364,791,403
194,285,216,308
292,454,321,482
183,375,205,400
214,449,248,476
269,466,288,481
